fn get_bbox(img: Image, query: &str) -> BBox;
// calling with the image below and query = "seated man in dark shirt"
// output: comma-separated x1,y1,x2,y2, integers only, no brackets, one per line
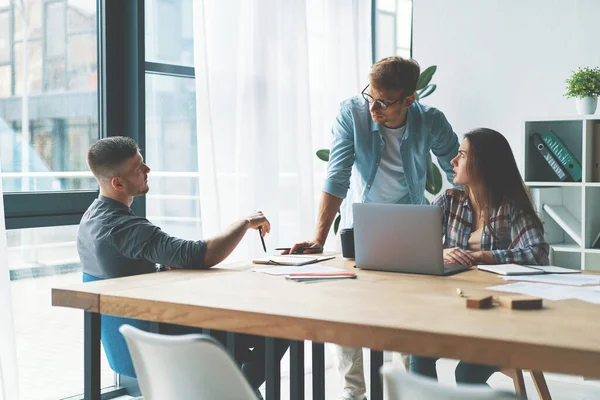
78,136,286,394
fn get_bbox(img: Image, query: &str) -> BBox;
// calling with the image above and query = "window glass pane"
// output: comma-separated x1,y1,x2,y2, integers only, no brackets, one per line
145,0,194,66
14,40,43,95
396,0,412,52
376,12,396,60
68,0,96,33
1,1,98,193
0,64,10,96
68,33,96,90
46,2,66,58
146,73,200,238
14,0,43,42
0,11,10,63
46,58,66,90
9,225,114,399
378,0,397,13
376,0,413,59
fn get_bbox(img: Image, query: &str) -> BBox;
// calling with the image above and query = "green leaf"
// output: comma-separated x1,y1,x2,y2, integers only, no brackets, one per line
316,149,330,162
425,153,443,195
333,213,341,235
416,66,437,91
416,83,437,100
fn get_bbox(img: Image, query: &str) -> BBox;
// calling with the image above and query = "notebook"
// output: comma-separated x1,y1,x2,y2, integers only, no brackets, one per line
477,264,579,276
252,254,336,266
285,273,357,283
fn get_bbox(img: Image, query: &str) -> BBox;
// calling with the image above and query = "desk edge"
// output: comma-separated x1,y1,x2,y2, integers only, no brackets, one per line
52,288,100,313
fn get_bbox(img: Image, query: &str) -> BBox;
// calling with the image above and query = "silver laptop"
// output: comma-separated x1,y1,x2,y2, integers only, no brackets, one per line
353,203,471,276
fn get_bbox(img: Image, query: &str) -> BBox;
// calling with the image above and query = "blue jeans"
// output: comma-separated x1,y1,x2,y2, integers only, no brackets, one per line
409,355,499,385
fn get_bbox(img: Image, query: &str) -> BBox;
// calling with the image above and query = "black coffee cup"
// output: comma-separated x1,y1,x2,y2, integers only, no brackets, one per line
340,228,355,259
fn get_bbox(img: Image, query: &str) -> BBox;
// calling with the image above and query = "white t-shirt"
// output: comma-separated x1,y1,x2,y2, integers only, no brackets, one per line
365,123,410,204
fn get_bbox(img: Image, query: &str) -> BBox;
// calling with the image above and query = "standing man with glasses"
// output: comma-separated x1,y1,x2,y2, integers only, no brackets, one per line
285,56,460,400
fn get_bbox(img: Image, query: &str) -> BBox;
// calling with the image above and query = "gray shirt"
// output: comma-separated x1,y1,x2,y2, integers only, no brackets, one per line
78,195,207,279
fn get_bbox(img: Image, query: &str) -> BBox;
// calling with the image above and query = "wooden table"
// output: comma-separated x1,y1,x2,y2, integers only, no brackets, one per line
52,258,600,400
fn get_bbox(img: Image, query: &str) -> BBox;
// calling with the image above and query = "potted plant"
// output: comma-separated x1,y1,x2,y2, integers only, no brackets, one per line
564,66,600,115
316,66,443,234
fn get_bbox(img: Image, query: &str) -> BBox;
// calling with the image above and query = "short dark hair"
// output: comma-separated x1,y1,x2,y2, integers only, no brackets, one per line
87,137,139,180
369,56,420,97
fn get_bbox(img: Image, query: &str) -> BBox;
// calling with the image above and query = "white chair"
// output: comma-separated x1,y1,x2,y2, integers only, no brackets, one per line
381,365,520,400
119,324,259,400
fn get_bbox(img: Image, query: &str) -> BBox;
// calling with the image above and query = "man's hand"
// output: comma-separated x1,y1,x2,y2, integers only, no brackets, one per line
284,240,324,255
443,247,475,265
245,211,270,235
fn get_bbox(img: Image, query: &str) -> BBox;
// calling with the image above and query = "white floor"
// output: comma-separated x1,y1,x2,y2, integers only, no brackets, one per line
261,346,600,400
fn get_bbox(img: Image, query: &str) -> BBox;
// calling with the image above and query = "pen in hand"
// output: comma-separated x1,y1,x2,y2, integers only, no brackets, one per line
258,226,267,253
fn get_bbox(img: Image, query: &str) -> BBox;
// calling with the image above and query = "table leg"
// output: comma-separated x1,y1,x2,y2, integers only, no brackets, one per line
84,311,101,400
226,331,236,357
266,337,281,400
290,340,305,400
312,342,325,400
149,322,166,334
370,350,383,400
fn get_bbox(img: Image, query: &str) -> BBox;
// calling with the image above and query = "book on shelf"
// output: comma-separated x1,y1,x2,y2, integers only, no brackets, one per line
542,204,582,246
540,130,582,182
594,122,600,182
530,133,570,182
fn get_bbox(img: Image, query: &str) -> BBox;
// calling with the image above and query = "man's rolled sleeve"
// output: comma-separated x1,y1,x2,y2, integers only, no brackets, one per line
110,218,208,269
322,105,355,200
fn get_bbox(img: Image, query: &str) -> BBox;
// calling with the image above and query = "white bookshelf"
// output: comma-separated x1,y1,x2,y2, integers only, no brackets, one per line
523,116,600,271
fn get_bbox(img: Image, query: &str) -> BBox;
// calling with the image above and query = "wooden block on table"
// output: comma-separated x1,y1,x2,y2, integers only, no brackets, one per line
498,295,543,310
466,295,494,309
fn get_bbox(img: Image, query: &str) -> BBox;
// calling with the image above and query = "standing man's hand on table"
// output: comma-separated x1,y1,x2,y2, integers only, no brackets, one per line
283,241,324,255
282,192,343,254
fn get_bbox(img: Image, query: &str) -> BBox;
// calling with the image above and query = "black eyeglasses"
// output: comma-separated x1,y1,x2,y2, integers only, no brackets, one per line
361,85,402,110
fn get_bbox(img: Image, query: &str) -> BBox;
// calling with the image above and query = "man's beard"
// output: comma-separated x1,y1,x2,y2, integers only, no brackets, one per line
136,183,150,196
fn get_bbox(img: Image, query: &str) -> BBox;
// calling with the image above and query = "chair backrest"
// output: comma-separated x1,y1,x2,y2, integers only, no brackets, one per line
119,324,258,400
381,365,520,400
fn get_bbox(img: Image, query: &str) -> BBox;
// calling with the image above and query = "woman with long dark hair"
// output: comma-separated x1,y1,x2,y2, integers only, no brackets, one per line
410,128,549,385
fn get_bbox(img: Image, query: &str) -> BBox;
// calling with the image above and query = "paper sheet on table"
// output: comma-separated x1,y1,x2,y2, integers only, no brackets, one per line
487,282,600,304
253,264,346,276
487,282,579,300
501,274,600,286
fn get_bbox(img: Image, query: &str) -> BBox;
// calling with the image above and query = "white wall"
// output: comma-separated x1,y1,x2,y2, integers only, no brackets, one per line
413,0,600,169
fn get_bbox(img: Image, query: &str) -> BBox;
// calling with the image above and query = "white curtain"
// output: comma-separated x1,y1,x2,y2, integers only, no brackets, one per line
193,0,371,260
0,159,19,399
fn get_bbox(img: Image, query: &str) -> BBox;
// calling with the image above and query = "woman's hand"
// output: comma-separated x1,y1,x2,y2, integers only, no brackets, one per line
467,250,495,265
443,247,475,265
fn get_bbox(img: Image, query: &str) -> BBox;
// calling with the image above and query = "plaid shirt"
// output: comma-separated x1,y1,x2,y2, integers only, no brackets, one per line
433,189,549,265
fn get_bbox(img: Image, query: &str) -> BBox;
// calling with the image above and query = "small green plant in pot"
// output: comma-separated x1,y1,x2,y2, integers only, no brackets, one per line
564,66,600,115
316,66,443,234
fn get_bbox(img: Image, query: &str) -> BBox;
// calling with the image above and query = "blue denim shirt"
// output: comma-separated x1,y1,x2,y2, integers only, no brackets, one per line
323,97,459,228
